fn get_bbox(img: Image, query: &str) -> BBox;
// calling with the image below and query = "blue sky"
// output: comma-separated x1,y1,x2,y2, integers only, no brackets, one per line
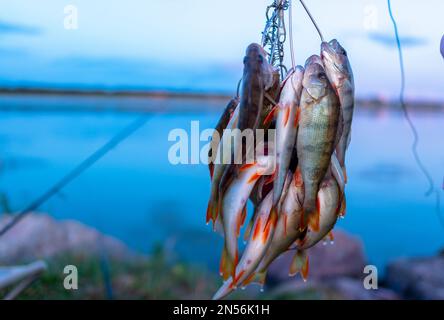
0,0,443,100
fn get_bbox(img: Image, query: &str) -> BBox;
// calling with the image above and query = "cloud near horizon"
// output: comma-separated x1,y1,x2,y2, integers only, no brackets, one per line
0,20,41,35
367,32,428,48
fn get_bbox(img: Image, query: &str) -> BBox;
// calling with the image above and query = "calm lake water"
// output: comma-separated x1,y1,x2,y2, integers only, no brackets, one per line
0,97,443,271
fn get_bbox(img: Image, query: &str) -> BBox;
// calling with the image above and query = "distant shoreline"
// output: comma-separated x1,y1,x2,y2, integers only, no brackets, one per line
0,87,232,100
0,87,443,113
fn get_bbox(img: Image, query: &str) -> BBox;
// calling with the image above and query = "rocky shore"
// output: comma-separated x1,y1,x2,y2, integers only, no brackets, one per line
0,214,442,300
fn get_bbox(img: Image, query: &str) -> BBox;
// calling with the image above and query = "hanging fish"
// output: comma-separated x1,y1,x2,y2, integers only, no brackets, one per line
212,191,277,300
217,44,279,216
219,155,274,280
238,43,276,133
290,171,340,280
321,39,355,182
208,98,239,179
239,170,304,288
296,56,340,230
265,66,304,214
206,107,240,226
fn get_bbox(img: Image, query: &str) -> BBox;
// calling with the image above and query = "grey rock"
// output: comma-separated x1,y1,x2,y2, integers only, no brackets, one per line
0,213,136,264
385,256,444,300
266,230,366,284
267,278,399,300
325,277,400,300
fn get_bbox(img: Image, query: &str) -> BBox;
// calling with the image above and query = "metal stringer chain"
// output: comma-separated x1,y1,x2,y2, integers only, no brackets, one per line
261,0,290,79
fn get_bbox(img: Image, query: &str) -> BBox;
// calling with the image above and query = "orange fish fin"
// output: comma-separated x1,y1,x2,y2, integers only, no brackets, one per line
247,172,262,184
328,231,334,243
294,107,301,127
242,271,267,287
252,217,262,241
293,167,303,187
299,210,307,232
289,250,309,281
240,162,256,171
263,105,278,126
263,207,278,243
308,198,321,232
231,269,246,288
283,105,290,127
339,194,347,218
206,195,219,229
219,247,238,281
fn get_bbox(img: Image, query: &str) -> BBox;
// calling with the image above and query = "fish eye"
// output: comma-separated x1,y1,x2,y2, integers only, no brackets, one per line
243,57,249,64
318,73,328,81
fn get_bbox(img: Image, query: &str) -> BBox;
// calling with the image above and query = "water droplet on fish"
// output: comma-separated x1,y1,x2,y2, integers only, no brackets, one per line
260,287,265,293
330,241,335,245
323,241,327,246
241,286,246,290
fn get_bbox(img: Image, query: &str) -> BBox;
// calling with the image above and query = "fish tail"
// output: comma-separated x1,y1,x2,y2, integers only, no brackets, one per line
242,271,267,287
219,245,238,281
206,193,219,229
289,250,310,281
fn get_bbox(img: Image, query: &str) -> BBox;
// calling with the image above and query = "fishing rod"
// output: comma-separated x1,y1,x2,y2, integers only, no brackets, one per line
0,115,152,238
387,0,444,228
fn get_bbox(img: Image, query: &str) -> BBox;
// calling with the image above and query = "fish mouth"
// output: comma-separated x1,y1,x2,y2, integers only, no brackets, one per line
321,50,342,73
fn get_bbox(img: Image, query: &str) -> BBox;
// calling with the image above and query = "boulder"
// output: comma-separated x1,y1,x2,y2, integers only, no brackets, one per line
385,256,444,300
266,230,366,285
0,213,135,264
267,278,399,300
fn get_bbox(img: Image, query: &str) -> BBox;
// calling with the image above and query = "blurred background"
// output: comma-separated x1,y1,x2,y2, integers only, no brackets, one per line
0,0,443,300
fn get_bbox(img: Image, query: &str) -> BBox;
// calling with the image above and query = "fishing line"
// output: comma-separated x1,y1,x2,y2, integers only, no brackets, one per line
387,0,444,228
0,114,152,238
299,0,324,42
288,0,296,71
